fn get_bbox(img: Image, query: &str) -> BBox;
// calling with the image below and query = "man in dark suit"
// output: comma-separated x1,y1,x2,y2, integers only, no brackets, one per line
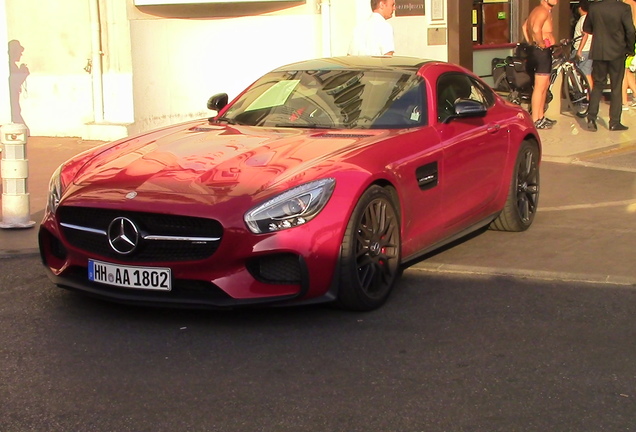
584,0,636,131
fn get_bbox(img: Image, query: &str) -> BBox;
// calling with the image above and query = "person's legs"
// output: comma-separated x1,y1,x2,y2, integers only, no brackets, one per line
622,69,629,106
588,60,608,121
530,47,553,127
608,57,626,128
626,70,636,105
578,53,593,90
531,73,550,122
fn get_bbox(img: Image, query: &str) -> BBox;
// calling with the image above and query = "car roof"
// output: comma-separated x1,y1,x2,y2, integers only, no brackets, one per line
273,56,435,74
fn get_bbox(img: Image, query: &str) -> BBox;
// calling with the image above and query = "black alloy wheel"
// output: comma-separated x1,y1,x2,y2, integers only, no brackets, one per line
336,186,401,311
490,140,540,232
565,67,590,118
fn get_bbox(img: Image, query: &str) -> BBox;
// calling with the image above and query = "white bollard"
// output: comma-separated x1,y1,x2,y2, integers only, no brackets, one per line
0,123,35,229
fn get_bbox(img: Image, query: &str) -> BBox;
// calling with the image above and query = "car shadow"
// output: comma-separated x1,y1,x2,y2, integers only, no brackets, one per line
401,225,490,270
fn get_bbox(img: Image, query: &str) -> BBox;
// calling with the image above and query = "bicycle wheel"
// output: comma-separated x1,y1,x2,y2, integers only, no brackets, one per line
507,90,521,105
564,65,590,118
493,71,511,93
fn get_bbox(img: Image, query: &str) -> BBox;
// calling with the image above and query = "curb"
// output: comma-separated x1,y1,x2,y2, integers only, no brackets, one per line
408,263,636,288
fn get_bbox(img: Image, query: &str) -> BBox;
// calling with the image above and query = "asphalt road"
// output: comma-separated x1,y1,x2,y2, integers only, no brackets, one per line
1,256,636,431
2,147,636,431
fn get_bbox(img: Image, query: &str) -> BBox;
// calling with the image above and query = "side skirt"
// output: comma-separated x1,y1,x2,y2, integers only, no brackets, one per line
401,213,499,265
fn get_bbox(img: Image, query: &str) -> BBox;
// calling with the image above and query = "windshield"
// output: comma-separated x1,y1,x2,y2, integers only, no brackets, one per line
220,69,426,129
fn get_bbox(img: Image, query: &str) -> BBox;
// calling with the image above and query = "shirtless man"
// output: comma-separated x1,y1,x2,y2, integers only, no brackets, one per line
522,0,558,129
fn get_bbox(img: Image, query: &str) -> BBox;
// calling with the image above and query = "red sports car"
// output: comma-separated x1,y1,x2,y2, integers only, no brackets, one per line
39,56,541,311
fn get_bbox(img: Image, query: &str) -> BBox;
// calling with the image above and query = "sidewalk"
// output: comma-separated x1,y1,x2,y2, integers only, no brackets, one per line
540,102,636,165
0,105,636,285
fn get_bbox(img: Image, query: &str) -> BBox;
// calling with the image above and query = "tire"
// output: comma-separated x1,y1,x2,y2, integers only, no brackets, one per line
490,140,540,232
493,73,511,93
335,185,401,311
545,89,553,112
507,90,521,105
565,66,590,118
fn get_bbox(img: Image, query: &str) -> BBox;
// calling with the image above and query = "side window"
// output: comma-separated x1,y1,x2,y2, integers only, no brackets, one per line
437,73,493,123
465,77,495,107
470,77,496,107
437,73,472,123
372,79,427,129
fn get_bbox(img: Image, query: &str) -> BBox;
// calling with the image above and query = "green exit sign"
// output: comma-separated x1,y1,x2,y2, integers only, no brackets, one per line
498,12,507,19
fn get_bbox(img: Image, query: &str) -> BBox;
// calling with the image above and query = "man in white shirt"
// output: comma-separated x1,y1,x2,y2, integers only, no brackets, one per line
348,0,396,56
573,0,593,89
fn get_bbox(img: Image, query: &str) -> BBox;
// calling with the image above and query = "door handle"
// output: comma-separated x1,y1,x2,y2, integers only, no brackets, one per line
487,124,501,133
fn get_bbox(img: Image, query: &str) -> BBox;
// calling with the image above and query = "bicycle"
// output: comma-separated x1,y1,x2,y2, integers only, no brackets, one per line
493,38,591,118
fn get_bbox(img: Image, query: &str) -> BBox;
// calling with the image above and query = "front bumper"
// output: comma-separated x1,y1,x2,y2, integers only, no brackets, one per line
38,211,344,309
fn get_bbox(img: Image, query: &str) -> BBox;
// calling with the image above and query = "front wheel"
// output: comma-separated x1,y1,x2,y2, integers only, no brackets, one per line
490,140,540,232
565,66,590,118
335,186,401,311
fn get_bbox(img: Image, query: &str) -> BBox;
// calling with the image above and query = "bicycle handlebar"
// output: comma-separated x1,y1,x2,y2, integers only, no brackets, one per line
518,37,578,50
552,39,572,48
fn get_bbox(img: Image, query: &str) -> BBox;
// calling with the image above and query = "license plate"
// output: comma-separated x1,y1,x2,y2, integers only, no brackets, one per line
88,260,172,291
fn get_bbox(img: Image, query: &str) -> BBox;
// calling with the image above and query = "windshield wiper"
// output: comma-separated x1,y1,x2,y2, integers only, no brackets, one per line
274,123,334,129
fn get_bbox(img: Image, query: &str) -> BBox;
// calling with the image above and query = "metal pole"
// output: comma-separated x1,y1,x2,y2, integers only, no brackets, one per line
320,0,332,58
89,0,105,123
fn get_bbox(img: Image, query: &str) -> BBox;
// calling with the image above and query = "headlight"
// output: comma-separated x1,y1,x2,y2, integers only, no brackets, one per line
245,178,336,234
47,164,63,213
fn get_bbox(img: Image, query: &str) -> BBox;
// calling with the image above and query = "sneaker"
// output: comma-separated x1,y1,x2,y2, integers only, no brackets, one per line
544,117,557,125
623,104,630,111
534,117,554,129
630,101,636,107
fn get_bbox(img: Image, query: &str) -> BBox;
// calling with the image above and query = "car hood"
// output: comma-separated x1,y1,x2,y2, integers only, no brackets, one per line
72,121,388,200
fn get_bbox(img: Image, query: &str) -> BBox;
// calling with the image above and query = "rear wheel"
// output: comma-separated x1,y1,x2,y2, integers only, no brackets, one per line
545,89,553,113
493,72,511,93
564,66,590,118
336,186,401,311
507,90,521,105
490,140,540,232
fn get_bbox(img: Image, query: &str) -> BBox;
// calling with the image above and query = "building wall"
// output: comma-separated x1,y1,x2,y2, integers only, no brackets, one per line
1,0,133,138
127,0,323,135
0,0,460,140
126,0,449,137
4,0,95,136
0,0,10,123
99,1,135,128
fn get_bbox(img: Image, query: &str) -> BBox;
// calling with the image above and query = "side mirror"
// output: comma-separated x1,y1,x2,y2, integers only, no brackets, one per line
207,93,228,112
453,98,487,119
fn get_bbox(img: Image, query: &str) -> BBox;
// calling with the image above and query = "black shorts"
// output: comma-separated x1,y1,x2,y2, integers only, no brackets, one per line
529,46,552,75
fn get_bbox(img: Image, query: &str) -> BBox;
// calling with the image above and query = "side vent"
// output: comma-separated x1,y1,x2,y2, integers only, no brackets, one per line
416,162,438,191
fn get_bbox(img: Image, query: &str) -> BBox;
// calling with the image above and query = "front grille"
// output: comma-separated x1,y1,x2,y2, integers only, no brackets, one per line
58,206,223,262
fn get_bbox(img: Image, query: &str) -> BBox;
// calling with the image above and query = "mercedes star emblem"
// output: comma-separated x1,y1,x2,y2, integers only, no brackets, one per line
107,217,140,255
